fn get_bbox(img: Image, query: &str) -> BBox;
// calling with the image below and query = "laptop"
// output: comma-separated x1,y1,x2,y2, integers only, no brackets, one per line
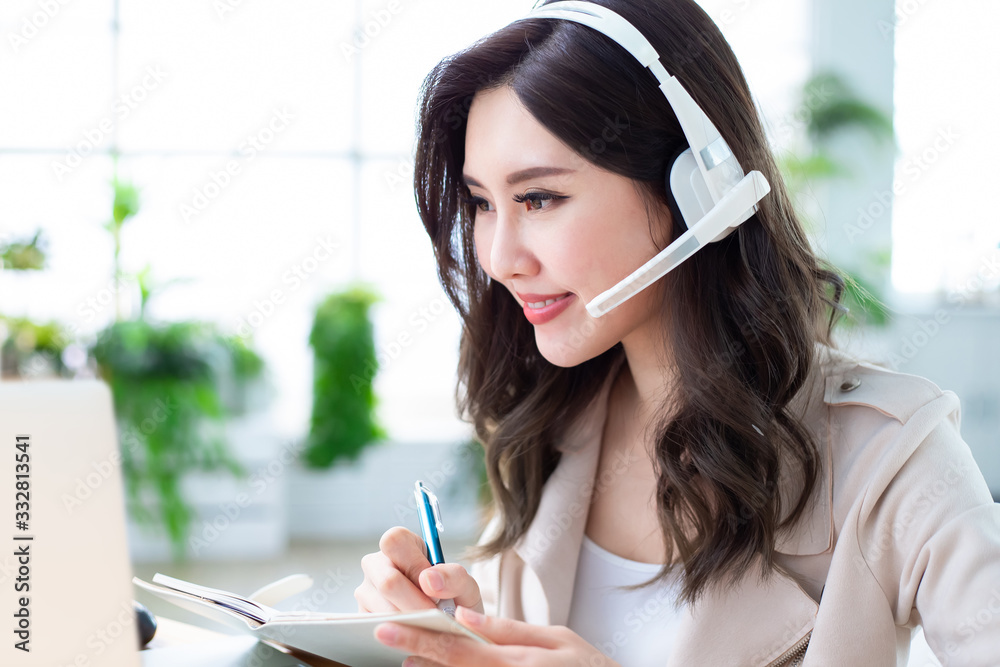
0,379,316,667
0,379,141,666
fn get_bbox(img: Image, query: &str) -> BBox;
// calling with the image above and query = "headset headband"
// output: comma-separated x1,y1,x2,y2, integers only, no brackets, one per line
528,0,742,200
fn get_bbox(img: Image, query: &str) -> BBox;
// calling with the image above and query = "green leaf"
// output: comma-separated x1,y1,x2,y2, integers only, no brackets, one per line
0,230,47,270
112,179,141,227
801,72,895,146
89,318,263,561
836,268,893,329
304,283,386,469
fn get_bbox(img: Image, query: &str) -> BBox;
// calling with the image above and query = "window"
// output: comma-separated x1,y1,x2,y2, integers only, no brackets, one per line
0,0,810,443
890,0,1000,299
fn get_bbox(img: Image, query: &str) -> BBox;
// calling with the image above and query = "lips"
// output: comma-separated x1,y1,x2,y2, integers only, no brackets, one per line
516,292,575,325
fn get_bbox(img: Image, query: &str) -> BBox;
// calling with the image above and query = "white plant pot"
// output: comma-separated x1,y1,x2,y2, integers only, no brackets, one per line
288,439,484,542
127,411,292,562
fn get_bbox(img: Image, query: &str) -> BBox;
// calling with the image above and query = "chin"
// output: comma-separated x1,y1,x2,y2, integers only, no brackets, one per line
533,319,610,368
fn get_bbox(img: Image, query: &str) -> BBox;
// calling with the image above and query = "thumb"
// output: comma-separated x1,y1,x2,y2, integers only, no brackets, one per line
454,606,560,648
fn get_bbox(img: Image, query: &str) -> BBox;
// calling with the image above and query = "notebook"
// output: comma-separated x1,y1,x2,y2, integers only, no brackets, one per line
133,572,491,667
0,379,141,666
139,633,313,667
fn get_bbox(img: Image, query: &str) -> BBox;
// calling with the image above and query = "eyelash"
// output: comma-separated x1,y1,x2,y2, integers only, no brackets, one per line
461,191,567,213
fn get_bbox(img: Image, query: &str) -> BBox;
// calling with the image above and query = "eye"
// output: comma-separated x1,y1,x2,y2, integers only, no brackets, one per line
512,191,566,211
460,194,492,213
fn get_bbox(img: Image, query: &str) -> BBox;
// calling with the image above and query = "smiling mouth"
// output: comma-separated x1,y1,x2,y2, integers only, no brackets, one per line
524,294,571,309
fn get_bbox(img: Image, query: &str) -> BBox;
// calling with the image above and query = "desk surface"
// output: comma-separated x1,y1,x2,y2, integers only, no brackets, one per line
141,615,351,667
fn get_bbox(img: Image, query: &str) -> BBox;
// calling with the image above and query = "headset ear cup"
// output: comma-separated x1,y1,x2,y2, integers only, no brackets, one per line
663,144,691,233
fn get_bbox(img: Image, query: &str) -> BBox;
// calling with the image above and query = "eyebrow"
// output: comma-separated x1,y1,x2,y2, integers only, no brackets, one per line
462,166,576,189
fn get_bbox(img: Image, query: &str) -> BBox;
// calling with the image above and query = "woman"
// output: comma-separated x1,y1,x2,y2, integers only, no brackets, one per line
355,1,1000,665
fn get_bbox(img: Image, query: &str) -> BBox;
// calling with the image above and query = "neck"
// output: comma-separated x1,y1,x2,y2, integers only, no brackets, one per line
617,322,677,434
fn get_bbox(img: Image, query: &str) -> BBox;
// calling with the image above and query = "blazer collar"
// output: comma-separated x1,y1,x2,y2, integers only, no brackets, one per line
513,344,843,638
512,354,624,627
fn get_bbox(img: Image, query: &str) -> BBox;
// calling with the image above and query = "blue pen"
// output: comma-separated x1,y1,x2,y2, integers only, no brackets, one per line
414,480,456,616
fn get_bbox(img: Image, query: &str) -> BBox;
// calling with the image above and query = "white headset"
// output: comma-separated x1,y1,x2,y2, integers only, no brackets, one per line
514,1,771,318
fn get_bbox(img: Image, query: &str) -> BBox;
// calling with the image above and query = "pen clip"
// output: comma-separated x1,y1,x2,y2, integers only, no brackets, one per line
415,480,445,532
429,489,444,534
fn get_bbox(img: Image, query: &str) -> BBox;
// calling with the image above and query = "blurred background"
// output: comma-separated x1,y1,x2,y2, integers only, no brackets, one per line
1,0,997,663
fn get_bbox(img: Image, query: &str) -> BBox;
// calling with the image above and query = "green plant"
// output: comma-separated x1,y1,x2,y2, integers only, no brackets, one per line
226,334,266,382
92,321,255,560
87,166,265,561
837,247,893,329
0,230,47,270
0,231,61,378
106,175,140,321
0,315,72,379
777,71,896,330
450,438,491,508
304,284,386,468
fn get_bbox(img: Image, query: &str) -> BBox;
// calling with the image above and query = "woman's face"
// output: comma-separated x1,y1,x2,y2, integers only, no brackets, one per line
463,85,672,367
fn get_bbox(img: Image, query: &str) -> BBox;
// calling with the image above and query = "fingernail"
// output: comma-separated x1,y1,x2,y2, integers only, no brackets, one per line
402,658,417,667
375,623,398,645
457,606,483,626
426,569,444,592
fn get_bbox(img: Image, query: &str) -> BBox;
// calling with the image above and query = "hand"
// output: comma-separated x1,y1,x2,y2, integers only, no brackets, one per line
355,526,484,615
373,605,622,667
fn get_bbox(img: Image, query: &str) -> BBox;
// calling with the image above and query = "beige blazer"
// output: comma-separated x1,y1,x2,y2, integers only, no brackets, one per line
469,344,1000,666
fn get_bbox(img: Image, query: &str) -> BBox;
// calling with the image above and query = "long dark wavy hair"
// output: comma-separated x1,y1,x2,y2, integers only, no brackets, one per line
412,0,847,607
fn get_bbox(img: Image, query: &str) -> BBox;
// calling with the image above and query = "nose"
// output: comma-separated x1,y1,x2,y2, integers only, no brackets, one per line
487,207,538,281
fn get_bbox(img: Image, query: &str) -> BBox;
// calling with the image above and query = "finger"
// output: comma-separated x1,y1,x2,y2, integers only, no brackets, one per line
454,606,564,648
353,579,400,613
400,657,447,667
361,551,437,611
418,564,483,613
379,526,434,582
374,622,488,667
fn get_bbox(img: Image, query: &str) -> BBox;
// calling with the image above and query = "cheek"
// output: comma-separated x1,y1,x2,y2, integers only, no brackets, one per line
472,224,493,275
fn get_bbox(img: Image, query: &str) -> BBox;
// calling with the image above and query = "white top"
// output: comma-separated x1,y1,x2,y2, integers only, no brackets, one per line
566,535,686,667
